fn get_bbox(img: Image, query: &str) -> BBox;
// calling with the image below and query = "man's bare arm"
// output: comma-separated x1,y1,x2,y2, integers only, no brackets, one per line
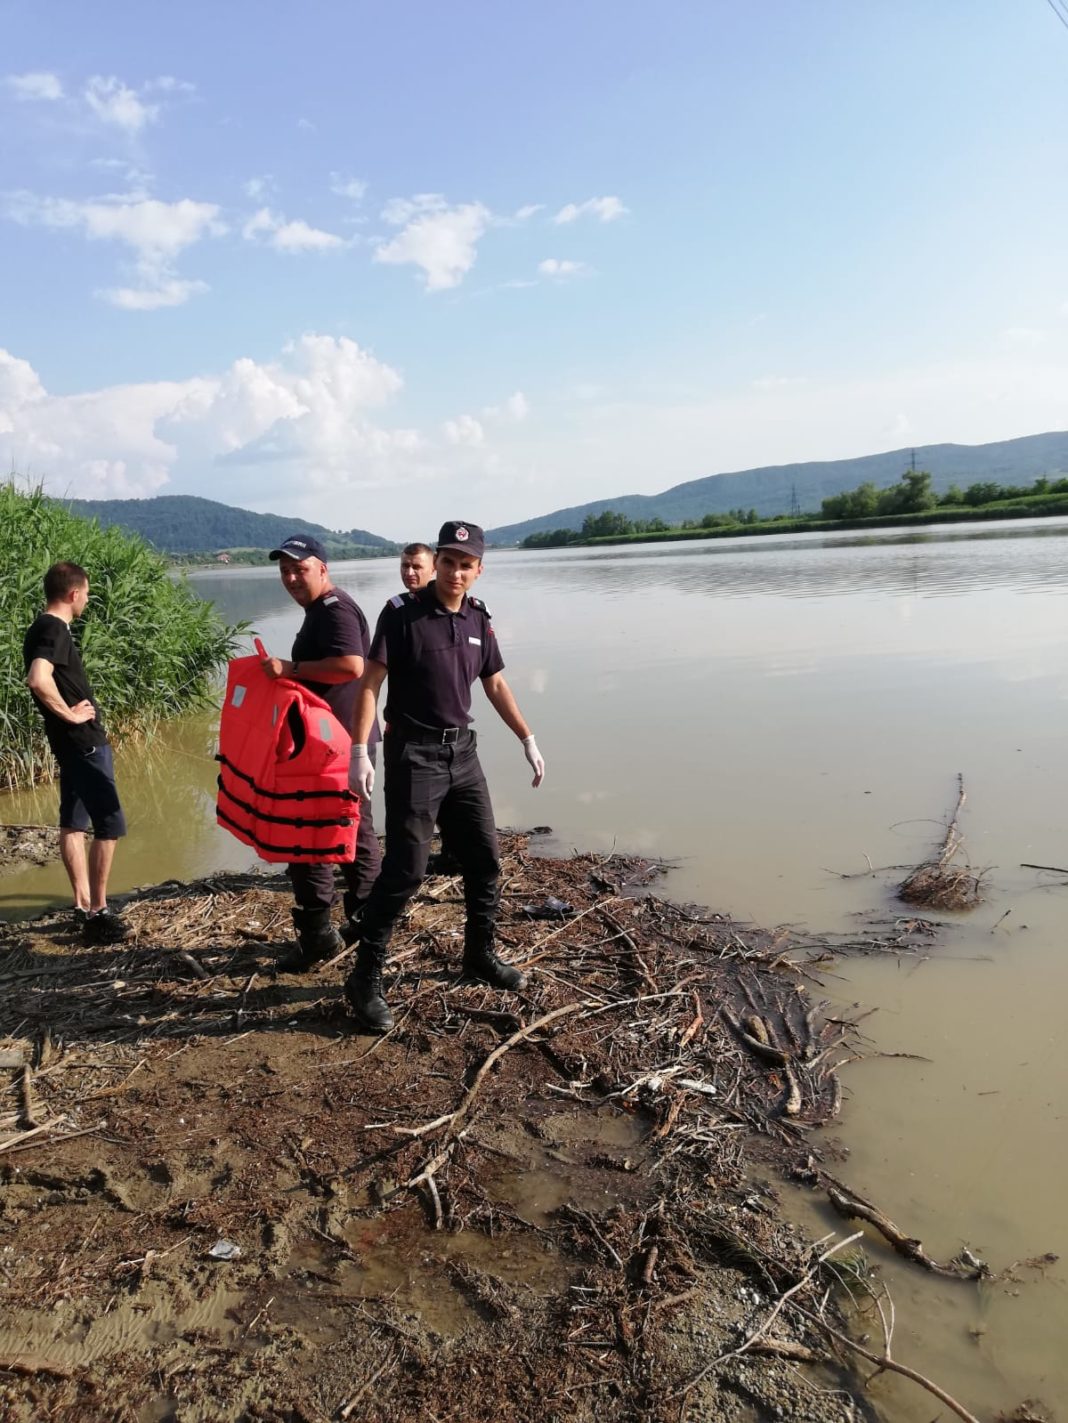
261,653,363,683
352,660,388,744
26,658,96,724
481,672,532,739
482,672,544,787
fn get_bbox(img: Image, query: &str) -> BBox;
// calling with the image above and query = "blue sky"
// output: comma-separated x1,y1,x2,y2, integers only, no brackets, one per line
2,0,1067,537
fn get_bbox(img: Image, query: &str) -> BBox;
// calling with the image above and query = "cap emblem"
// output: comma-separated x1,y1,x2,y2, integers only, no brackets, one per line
455,525,469,542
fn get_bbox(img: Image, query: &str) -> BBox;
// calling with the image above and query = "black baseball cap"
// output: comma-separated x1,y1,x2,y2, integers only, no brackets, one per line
436,520,485,558
269,534,329,563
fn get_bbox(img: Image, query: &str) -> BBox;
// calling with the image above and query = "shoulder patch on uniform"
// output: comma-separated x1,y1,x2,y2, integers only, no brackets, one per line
388,593,409,608
468,596,492,616
323,595,339,605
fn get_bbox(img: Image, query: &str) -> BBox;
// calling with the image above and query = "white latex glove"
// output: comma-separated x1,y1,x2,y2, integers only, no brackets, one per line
349,744,375,801
522,735,545,788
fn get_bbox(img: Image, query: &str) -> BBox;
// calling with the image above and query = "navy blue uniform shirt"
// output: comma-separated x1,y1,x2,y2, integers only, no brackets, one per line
291,586,379,743
369,582,505,731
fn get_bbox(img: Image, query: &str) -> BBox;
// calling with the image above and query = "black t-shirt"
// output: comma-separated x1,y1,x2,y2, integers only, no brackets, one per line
291,586,379,742
369,582,505,731
23,613,107,756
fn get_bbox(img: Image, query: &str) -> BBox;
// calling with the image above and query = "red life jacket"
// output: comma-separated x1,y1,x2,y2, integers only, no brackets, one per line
215,653,359,864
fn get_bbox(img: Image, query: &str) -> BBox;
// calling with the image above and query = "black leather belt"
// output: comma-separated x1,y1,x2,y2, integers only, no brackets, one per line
391,725,466,745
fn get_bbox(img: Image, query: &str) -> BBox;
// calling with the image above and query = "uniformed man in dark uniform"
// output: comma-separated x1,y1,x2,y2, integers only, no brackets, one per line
344,520,545,1032
261,534,382,971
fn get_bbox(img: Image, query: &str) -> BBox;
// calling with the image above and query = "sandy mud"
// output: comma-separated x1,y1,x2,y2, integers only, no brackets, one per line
0,835,1011,1422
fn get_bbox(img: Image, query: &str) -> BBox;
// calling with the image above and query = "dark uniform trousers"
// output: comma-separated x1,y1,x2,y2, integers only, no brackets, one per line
289,745,383,912
357,728,500,956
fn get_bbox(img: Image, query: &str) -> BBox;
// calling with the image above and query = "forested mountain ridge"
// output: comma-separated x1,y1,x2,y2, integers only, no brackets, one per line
486,431,1068,544
53,495,396,555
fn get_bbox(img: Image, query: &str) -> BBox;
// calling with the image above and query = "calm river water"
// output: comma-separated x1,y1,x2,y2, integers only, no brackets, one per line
4,519,1067,1419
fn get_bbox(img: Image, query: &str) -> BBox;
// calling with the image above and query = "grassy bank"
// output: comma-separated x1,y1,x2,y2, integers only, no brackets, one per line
0,482,244,792
565,492,1068,548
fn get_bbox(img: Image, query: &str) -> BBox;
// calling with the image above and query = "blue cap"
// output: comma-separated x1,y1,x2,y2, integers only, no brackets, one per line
269,534,329,563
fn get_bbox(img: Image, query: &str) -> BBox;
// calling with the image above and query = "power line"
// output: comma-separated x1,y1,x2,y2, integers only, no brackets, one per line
1045,0,1068,33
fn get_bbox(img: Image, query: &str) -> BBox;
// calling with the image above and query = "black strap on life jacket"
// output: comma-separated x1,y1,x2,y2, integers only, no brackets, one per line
215,805,349,858
217,777,354,829
215,752,359,803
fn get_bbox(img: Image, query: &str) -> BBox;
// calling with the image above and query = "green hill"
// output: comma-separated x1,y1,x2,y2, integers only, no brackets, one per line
53,495,396,557
486,431,1068,544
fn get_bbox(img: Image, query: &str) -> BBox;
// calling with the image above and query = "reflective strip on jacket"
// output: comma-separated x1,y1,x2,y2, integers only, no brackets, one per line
215,653,359,864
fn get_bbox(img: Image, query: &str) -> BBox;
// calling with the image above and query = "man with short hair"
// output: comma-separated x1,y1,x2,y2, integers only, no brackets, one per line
261,535,382,971
24,562,129,945
399,543,434,593
344,521,545,1033
400,539,457,871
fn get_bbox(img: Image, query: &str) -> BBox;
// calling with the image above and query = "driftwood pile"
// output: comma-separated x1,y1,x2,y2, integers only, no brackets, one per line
898,773,984,911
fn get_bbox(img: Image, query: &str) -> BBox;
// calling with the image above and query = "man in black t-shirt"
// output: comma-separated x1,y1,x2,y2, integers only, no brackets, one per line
23,562,128,945
260,535,382,971
343,521,545,1033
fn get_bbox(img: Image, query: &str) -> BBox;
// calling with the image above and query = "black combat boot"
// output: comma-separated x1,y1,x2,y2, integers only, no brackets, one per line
276,906,344,973
343,943,394,1033
339,891,366,948
460,937,528,991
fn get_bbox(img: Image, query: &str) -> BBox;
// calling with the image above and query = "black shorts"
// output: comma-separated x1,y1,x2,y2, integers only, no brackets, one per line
57,743,127,840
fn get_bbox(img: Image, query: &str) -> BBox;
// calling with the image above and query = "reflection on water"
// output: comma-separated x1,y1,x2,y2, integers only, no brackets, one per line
514,518,1068,600
3,519,1068,1420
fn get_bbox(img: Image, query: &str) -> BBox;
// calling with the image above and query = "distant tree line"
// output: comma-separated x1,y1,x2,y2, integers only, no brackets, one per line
819,471,1068,519
520,471,1068,548
523,507,763,547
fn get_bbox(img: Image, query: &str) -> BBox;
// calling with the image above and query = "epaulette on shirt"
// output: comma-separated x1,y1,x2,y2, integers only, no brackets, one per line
388,592,416,609
467,596,492,616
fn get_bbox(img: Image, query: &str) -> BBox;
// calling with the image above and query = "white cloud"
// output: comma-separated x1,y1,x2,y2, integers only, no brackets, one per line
7,191,224,308
144,76,196,95
84,75,158,133
443,414,485,446
8,193,225,257
102,277,209,311
0,335,416,503
90,157,153,187
482,391,530,423
380,193,448,226
330,173,367,201
273,219,345,253
5,72,64,101
374,198,491,291
0,349,46,425
242,206,345,252
514,203,543,221
553,195,627,225
538,258,588,278
244,175,276,200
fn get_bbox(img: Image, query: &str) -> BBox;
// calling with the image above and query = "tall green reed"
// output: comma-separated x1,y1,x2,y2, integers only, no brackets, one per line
1,481,245,792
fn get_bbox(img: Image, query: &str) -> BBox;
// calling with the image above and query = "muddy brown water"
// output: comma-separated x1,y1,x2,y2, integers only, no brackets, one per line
3,518,1067,1419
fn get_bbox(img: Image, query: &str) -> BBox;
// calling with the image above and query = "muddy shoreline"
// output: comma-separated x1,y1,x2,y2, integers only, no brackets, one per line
0,823,60,875
0,834,1029,1422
